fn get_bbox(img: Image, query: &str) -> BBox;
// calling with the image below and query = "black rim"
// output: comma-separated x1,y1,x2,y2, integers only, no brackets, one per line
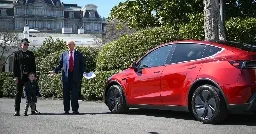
194,90,216,120
107,88,121,110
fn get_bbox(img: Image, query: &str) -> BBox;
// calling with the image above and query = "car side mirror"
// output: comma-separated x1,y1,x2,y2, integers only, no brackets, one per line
131,62,137,69
130,62,138,71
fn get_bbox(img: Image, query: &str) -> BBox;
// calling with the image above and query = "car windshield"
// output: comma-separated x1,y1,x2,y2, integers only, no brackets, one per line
214,40,256,52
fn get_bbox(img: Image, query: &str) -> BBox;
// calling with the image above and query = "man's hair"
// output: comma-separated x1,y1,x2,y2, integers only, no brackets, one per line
28,72,35,76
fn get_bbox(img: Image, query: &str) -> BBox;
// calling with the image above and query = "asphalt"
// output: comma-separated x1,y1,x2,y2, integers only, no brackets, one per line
0,98,256,134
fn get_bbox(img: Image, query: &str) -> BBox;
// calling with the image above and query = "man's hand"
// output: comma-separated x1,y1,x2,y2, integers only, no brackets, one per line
49,71,55,76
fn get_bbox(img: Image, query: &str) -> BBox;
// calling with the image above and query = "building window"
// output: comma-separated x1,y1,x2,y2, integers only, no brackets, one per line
47,11,51,16
19,22,23,28
48,23,51,29
28,9,33,15
56,24,60,29
9,24,13,29
0,9,7,16
89,11,95,18
69,12,74,18
29,21,33,28
86,24,90,31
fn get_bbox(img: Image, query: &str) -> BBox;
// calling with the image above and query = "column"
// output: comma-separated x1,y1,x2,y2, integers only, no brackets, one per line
5,57,9,72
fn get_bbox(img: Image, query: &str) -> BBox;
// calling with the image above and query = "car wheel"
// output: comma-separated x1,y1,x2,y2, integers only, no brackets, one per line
106,85,128,114
191,85,228,124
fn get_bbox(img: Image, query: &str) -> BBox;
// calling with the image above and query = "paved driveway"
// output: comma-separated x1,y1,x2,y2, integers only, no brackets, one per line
0,98,255,134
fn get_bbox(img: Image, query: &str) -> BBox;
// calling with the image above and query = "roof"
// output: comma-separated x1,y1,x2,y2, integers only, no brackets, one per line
64,11,82,19
83,10,100,18
18,0,61,6
0,0,14,8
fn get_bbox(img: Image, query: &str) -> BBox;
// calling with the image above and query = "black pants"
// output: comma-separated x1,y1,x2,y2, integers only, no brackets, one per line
14,74,29,112
62,71,79,112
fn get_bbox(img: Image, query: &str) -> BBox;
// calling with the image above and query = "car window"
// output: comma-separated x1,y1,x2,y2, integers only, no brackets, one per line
170,43,206,64
138,45,174,68
203,45,222,57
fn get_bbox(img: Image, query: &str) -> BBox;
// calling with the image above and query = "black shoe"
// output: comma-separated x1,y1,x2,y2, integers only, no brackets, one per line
24,112,28,116
73,111,79,114
31,111,36,115
64,111,69,114
14,111,20,116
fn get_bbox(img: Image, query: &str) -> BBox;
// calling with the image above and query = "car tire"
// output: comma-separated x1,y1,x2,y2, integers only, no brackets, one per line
106,85,129,114
191,85,228,124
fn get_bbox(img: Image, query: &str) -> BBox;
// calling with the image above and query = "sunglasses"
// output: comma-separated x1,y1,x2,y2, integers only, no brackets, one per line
23,43,29,46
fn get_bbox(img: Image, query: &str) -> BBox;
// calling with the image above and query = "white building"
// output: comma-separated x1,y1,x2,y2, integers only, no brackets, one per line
0,0,106,34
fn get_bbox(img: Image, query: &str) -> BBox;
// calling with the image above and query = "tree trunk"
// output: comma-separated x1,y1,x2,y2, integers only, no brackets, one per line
204,0,224,41
218,0,226,40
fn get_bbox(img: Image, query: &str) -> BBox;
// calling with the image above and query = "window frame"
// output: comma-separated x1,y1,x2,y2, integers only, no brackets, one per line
166,43,224,65
136,45,175,69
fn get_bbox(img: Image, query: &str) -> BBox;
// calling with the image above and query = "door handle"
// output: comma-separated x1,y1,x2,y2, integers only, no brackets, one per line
188,66,196,69
154,71,160,73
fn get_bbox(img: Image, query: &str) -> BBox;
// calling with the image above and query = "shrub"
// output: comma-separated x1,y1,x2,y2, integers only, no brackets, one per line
37,74,62,98
36,50,63,73
96,26,181,71
2,77,16,98
0,72,13,97
34,37,66,58
226,17,256,45
178,13,205,40
76,46,100,72
35,70,119,100
36,46,100,74
81,70,120,100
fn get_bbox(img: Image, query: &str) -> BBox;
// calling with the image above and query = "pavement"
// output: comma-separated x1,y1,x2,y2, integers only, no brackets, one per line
0,98,256,134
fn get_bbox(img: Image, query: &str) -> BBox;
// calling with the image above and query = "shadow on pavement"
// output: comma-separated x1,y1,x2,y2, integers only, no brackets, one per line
35,112,112,115
127,109,256,126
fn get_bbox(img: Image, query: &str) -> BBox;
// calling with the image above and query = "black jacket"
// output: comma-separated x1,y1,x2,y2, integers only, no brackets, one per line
13,50,36,79
24,80,40,103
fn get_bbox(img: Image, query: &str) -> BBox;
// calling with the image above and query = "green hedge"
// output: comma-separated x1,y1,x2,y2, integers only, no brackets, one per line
36,46,100,74
96,26,181,71
36,70,119,100
226,17,256,45
0,72,14,98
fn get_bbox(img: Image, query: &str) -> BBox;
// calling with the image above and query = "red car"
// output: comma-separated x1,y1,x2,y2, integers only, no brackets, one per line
103,40,256,123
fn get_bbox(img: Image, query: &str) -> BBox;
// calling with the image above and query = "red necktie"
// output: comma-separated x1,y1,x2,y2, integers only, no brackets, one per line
69,51,73,72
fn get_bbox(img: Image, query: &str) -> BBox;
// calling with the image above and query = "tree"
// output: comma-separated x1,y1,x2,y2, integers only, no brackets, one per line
0,29,19,72
203,0,226,41
103,19,136,44
109,0,204,30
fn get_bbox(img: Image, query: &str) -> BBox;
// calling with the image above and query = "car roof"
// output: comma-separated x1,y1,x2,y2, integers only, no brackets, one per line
157,40,256,52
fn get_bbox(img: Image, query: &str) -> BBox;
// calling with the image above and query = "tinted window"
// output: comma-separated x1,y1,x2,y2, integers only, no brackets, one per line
203,45,222,57
138,45,174,68
170,43,206,63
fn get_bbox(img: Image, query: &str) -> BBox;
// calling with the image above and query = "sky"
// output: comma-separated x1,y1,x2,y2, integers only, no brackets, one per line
61,0,126,18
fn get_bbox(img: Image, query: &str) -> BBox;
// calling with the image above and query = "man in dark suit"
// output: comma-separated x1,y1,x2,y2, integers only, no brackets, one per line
13,38,36,116
50,41,85,114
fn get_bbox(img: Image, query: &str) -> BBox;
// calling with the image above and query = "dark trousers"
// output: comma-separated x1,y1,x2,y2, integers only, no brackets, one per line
62,71,79,112
14,74,28,112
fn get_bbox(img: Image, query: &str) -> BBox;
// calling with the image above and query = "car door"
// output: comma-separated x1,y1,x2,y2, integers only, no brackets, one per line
160,43,206,106
126,45,174,105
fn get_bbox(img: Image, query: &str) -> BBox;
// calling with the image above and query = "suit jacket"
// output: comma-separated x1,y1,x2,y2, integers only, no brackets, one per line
13,50,36,79
54,50,85,83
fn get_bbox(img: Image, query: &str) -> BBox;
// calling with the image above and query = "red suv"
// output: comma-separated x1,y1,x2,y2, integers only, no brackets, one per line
103,40,256,124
